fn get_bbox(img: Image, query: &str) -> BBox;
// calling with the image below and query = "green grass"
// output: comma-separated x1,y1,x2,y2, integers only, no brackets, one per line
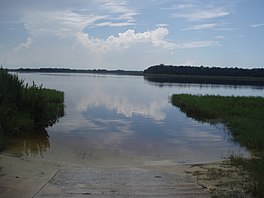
0,68,64,149
171,94,264,197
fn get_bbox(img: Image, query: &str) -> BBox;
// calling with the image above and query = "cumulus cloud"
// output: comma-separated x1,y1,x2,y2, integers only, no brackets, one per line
76,27,175,51
4,27,177,68
4,22,220,68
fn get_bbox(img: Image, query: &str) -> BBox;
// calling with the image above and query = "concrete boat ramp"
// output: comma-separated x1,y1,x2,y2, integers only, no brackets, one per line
35,167,209,198
0,155,209,198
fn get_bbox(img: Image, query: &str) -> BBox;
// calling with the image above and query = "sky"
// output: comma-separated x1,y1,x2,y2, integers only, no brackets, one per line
0,0,264,70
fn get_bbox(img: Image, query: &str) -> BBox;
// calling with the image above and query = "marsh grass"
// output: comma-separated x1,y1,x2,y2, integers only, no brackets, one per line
0,68,64,143
228,155,264,197
171,94,264,197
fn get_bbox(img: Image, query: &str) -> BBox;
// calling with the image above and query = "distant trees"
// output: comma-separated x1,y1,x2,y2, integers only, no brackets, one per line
9,68,143,75
144,64,264,77
8,65,264,78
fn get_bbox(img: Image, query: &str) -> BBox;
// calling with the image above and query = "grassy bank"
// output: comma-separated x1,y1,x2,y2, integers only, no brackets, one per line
0,68,64,150
171,94,264,197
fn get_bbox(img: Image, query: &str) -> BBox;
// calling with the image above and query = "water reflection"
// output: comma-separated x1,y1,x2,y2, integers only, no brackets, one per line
144,75,264,89
6,129,50,157
77,92,167,121
13,73,259,164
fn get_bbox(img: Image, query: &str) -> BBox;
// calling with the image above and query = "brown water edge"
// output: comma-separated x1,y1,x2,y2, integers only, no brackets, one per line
2,130,247,167
3,129,50,158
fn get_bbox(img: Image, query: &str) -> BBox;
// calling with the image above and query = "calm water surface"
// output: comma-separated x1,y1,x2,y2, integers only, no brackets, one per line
7,73,264,166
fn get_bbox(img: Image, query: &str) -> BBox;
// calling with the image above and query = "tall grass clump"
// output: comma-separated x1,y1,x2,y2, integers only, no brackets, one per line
171,94,264,197
0,68,64,149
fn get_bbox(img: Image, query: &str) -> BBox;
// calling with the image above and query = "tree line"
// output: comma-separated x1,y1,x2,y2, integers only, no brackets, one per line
144,64,264,77
10,68,143,75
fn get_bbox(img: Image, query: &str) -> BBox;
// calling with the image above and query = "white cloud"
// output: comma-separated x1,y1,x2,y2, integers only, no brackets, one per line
76,27,175,51
22,10,107,38
161,4,194,10
3,22,221,69
156,23,169,27
101,0,133,14
95,21,134,27
117,12,137,21
183,23,217,31
176,40,220,49
250,23,264,28
4,0,137,35
99,0,137,24
174,8,229,20
4,26,177,69
175,4,194,10
215,35,225,39
14,37,33,50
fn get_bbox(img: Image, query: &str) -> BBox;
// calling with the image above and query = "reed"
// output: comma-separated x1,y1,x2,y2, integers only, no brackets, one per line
0,68,64,141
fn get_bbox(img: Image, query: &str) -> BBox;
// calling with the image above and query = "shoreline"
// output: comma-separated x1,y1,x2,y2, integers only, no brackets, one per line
10,69,264,87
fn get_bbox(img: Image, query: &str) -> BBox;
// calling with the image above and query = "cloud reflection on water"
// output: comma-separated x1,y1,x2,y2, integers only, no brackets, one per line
15,73,252,163
76,92,167,121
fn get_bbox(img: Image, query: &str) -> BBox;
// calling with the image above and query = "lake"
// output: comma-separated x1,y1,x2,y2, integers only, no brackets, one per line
6,73,264,166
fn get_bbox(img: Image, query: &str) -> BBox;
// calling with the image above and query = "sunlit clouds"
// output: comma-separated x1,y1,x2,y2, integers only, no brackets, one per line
76,27,175,51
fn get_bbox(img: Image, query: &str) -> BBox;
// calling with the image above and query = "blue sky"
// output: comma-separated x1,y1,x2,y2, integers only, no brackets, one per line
0,0,264,70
